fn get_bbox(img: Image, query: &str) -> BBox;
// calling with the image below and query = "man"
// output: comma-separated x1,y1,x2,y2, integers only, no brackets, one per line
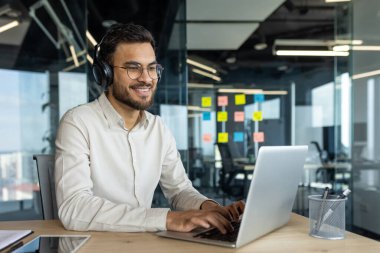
55,23,244,233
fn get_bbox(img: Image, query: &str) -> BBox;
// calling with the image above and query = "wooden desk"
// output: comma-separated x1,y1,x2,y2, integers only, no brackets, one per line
1,214,380,253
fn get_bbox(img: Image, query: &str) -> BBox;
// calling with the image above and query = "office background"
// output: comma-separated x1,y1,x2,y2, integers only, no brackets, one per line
0,0,379,241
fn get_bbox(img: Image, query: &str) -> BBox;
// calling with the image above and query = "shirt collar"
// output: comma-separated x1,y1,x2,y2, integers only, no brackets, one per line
98,92,150,130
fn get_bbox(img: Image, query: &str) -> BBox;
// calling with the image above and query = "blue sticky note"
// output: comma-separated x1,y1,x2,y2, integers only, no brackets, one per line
254,94,265,103
233,132,244,142
202,112,211,121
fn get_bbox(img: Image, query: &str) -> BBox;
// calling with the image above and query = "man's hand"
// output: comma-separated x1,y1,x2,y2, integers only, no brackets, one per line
201,200,245,221
166,208,233,234
166,200,246,234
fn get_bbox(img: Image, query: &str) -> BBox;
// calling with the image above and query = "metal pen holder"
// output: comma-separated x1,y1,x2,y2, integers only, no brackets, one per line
308,195,347,240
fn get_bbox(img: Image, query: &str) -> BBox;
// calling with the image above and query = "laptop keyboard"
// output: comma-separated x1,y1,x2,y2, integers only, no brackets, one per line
193,221,241,242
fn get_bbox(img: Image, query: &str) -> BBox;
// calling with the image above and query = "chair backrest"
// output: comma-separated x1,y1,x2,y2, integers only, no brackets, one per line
33,154,58,220
217,143,235,173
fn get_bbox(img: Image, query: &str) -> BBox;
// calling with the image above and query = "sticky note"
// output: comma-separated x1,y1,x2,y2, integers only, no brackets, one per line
253,132,265,143
202,112,211,121
202,97,212,107
254,94,265,103
235,94,246,105
203,133,212,143
217,111,228,122
218,132,228,143
253,111,263,121
234,111,245,122
218,96,228,106
233,132,244,142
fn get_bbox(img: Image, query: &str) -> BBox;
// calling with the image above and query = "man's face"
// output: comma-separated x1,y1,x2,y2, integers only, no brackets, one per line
110,42,158,110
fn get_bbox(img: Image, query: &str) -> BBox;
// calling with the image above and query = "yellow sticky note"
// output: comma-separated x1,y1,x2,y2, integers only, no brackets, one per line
202,97,212,107
218,132,228,143
253,111,263,121
235,94,246,105
217,111,228,122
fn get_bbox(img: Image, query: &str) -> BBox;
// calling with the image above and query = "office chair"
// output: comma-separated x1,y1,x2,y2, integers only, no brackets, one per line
33,154,58,220
217,143,251,203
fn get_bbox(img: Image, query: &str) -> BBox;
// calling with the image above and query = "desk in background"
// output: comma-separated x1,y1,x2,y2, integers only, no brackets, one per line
1,214,380,253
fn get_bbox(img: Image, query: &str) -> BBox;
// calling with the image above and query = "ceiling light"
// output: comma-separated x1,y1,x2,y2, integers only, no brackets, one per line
274,39,363,47
225,56,237,64
69,45,79,67
218,88,263,94
335,40,363,45
86,30,97,47
275,50,349,57
254,42,267,50
352,69,380,80
0,20,19,33
277,65,288,71
192,68,221,81
353,45,380,51
188,83,215,89
325,0,351,2
333,45,380,51
187,106,211,112
86,54,94,64
62,59,86,72
333,45,350,51
218,88,288,95
187,59,217,74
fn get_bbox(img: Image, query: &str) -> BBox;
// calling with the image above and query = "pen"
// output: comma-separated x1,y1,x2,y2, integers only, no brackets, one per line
320,188,351,225
313,187,330,233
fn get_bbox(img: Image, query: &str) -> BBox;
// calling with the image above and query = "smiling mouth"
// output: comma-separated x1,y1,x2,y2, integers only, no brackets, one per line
131,86,152,97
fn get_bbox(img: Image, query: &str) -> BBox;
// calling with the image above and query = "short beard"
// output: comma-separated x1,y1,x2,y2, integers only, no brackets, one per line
112,82,155,110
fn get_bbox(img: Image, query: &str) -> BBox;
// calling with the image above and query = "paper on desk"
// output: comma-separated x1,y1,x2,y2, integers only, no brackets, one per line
0,230,33,250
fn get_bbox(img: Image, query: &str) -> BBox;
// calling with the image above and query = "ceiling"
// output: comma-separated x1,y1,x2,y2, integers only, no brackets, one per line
0,0,346,83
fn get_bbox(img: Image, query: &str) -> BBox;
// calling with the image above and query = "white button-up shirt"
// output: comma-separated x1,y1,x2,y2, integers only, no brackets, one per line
55,93,209,232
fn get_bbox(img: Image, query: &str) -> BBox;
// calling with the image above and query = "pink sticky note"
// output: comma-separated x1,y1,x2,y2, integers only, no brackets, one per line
253,132,265,143
234,111,245,122
218,96,228,106
203,133,212,143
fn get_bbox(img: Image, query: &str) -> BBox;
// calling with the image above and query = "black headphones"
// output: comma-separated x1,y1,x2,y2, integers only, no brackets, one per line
92,36,114,87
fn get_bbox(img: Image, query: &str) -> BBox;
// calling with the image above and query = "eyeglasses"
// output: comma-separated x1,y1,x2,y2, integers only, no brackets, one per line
112,63,164,80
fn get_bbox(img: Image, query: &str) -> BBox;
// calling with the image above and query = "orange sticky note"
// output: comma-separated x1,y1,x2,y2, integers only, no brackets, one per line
253,132,265,143
202,97,212,107
217,111,228,122
235,94,246,105
253,111,263,121
203,133,212,143
218,132,228,143
218,96,228,106
234,111,245,122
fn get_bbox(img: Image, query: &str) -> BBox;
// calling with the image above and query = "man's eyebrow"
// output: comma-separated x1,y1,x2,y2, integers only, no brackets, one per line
123,60,158,65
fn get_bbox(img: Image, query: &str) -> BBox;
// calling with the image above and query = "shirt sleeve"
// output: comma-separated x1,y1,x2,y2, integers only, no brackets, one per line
158,124,211,211
55,110,170,232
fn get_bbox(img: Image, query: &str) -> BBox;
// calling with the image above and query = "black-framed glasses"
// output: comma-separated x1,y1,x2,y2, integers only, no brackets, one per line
112,63,164,80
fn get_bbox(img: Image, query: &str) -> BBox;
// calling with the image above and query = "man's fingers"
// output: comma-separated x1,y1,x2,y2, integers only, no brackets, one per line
205,213,233,234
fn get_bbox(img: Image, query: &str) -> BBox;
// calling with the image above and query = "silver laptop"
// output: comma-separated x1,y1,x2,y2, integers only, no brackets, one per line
157,145,308,248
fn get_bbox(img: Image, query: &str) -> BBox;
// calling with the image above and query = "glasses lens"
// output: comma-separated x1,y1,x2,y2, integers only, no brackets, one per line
148,65,159,79
126,65,142,80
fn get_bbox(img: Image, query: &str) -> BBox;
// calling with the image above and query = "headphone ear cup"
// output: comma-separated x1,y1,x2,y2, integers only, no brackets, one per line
102,62,113,86
92,61,113,87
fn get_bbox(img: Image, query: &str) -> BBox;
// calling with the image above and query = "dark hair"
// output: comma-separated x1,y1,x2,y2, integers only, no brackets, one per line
98,23,155,65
